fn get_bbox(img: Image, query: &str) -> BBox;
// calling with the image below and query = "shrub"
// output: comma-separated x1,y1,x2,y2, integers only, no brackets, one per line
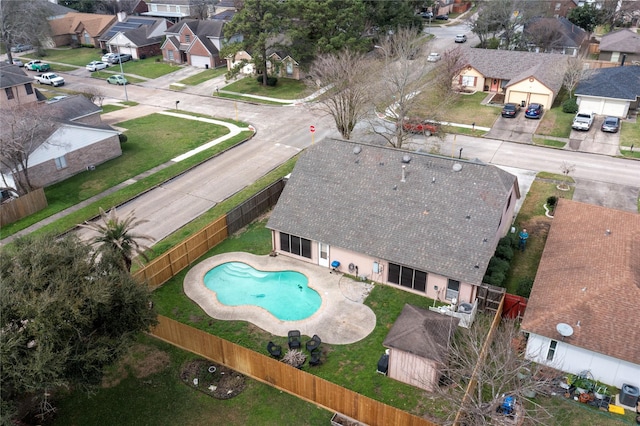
562,98,578,113
118,134,128,144
102,48,108,54
495,244,514,261
486,272,506,287
516,277,534,298
140,54,146,60
499,234,516,248
266,76,278,86
486,37,500,49
546,196,558,207
488,256,509,275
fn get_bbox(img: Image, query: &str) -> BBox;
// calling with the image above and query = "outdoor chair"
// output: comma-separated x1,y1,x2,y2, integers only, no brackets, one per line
305,334,321,352
288,330,301,350
309,350,322,366
267,341,282,358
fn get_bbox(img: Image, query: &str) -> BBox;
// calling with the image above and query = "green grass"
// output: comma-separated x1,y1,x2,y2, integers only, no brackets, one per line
54,334,331,426
120,57,181,79
28,47,101,66
533,137,566,148
179,68,226,86
428,92,499,128
217,92,286,105
444,126,487,137
91,70,145,84
537,107,574,138
619,119,639,147
101,104,126,114
223,76,310,100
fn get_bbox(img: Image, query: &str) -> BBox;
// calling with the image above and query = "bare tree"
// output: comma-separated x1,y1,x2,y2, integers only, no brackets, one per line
563,57,585,99
81,87,106,107
559,162,576,190
434,315,556,426
307,49,377,140
523,19,567,53
0,0,52,63
0,105,57,195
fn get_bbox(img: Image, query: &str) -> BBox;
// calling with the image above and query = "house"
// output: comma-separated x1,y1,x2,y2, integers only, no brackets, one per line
266,139,520,306
226,49,304,80
382,304,459,391
100,16,170,58
523,17,588,56
142,0,208,22
162,19,225,68
48,12,116,48
574,66,640,117
0,63,45,108
599,29,640,64
546,0,578,18
521,199,640,389
456,49,568,110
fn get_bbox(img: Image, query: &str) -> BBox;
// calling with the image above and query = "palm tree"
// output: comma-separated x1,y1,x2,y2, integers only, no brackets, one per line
80,208,154,272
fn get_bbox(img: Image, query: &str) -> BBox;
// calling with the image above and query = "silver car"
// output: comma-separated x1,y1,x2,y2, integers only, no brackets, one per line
600,116,620,133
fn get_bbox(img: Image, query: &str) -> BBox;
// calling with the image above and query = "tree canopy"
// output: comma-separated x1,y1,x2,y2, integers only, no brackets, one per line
0,0,52,62
567,3,600,33
0,234,157,423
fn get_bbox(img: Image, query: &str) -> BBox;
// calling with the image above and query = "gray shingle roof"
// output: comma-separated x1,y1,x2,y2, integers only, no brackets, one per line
600,28,640,54
575,66,640,100
166,19,224,38
383,304,459,361
525,17,587,48
0,63,33,89
267,139,517,284
46,95,101,122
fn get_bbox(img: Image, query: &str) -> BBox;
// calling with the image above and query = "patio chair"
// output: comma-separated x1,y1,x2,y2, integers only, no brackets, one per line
288,330,301,350
309,350,322,366
267,341,282,359
305,334,321,352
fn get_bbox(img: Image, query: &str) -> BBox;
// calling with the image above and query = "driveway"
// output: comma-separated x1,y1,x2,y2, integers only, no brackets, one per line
573,179,639,212
485,112,541,143
567,116,620,156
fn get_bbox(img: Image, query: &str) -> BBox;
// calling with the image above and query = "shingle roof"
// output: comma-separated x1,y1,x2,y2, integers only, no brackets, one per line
383,304,459,361
575,66,640,100
48,12,116,38
166,19,224,38
46,95,101,122
521,199,640,365
0,63,33,89
525,17,587,48
267,139,517,284
463,48,569,94
600,28,640,54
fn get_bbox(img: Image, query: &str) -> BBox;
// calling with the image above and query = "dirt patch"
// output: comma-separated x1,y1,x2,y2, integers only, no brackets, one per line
102,343,171,388
180,359,246,399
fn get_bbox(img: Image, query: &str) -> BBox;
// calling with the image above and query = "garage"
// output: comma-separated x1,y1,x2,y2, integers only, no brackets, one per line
506,90,551,110
575,66,640,119
577,96,629,117
190,55,211,69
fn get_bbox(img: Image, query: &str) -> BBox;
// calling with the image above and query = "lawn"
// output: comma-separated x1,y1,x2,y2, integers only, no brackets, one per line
101,104,126,114
119,57,180,79
28,47,101,66
415,91,500,128
223,76,311,100
179,68,226,86
619,119,640,147
533,137,566,149
536,107,574,138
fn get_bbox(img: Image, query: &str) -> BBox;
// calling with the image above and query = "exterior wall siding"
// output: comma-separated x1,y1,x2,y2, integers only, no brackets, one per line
388,350,439,392
0,84,39,108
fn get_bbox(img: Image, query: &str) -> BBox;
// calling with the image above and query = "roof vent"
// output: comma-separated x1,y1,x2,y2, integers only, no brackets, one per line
379,162,384,166
393,185,397,190
355,159,360,164
401,165,406,182
353,146,361,155
432,177,436,183
452,163,462,172
402,154,411,163
605,229,611,236
466,215,471,220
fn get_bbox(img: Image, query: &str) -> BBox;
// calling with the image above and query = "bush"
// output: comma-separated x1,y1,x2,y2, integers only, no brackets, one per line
499,234,516,248
562,98,578,113
516,277,534,298
546,196,558,207
118,134,128,144
486,272,506,287
495,244,514,261
102,48,108,54
255,75,278,86
486,37,500,49
488,256,510,275
140,54,146,60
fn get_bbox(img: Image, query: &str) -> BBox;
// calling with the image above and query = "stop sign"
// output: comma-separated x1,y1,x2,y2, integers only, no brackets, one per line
310,125,316,133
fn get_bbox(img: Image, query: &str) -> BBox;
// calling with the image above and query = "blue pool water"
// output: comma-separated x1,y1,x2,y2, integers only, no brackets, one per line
204,262,321,321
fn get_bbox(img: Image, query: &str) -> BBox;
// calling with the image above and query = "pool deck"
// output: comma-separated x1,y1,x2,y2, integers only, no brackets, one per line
183,252,377,345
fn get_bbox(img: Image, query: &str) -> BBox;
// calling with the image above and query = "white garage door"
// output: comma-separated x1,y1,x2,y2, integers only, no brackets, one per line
578,96,628,117
190,55,210,68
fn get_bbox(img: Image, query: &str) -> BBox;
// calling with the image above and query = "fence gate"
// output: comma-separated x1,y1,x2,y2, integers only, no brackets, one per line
476,284,505,314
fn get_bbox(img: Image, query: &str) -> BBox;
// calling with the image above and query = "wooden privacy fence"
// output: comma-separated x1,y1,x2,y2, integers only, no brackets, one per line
133,178,285,289
0,188,47,227
151,315,437,426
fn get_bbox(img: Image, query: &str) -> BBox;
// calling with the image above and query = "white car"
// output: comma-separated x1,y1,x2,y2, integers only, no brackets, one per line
455,34,467,43
427,52,441,62
102,53,117,62
86,61,108,71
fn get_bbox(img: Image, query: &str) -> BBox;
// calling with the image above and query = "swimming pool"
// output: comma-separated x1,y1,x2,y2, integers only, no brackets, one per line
204,262,321,321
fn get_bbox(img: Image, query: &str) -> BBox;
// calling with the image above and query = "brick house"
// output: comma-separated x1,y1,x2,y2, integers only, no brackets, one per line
0,63,44,108
48,12,116,48
599,28,640,64
162,19,226,68
100,16,170,58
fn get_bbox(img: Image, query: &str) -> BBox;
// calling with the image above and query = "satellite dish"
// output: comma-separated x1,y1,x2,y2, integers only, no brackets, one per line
556,323,574,338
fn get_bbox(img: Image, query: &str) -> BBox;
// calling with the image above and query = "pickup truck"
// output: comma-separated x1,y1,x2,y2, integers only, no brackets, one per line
25,60,50,72
34,73,65,87
400,118,439,136
571,112,594,131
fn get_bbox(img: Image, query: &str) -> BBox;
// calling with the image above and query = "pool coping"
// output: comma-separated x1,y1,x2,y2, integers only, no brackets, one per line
183,252,377,345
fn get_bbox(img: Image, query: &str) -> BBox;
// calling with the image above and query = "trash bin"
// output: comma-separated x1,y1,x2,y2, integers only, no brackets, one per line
620,383,640,407
376,353,389,375
205,64,209,69
521,100,526,108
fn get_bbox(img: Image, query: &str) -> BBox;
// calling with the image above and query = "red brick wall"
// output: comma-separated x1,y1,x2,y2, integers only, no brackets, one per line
138,44,161,59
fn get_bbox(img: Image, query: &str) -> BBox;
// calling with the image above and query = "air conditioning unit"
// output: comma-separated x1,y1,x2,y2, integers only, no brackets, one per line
86,164,95,171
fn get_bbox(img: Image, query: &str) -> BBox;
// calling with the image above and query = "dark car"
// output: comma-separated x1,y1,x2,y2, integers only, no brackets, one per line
501,103,521,118
435,14,449,20
109,53,132,64
600,116,620,133
400,119,439,136
420,11,433,19
524,103,544,119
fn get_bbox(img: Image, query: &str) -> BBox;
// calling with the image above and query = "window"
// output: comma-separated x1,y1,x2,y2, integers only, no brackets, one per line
176,5,181,14
54,156,67,170
25,83,33,95
279,233,311,258
286,62,293,76
388,263,428,292
168,50,174,61
5,87,14,100
546,340,558,361
84,32,91,44
185,34,190,43
151,4,157,11
461,75,475,86
446,279,460,300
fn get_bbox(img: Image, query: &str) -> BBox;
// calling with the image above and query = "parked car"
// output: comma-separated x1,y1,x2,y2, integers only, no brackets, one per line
25,60,50,72
400,118,439,136
420,11,433,19
427,52,441,62
86,61,108,71
5,58,23,67
571,112,595,131
107,75,128,85
501,103,521,118
524,103,544,119
435,14,449,20
108,53,132,64
102,53,118,62
600,116,620,133
454,34,467,43
10,43,32,53
46,95,69,104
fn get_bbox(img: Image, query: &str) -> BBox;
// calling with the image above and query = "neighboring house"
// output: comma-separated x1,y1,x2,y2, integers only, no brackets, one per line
44,2,77,20
142,0,206,22
266,139,520,306
456,49,568,109
162,19,225,68
547,0,578,18
226,49,303,80
383,304,459,392
212,0,237,21
523,17,588,56
574,65,640,117
599,28,640,64
101,16,170,58
521,199,640,389
435,0,456,15
48,12,116,48
0,63,45,108
1,95,122,190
